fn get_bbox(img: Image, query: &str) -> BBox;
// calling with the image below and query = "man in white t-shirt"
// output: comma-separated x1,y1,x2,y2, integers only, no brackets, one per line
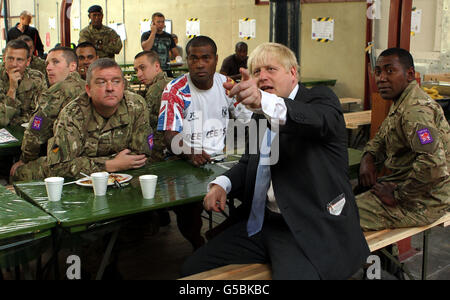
158,35,251,166
157,36,251,250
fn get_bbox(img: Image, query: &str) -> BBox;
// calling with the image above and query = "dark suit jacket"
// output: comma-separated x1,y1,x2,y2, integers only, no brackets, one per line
224,84,370,279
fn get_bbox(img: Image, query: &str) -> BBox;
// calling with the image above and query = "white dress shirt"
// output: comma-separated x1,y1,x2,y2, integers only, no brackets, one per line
209,85,299,213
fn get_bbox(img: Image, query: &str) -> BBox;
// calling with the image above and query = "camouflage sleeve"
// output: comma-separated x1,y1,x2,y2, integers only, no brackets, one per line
20,90,62,163
363,122,387,167
78,28,90,44
107,30,123,55
395,105,448,202
129,95,153,156
46,106,112,178
0,94,21,127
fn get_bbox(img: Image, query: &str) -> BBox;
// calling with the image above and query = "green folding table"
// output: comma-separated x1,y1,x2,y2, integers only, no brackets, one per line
0,185,56,279
14,159,231,279
0,126,24,158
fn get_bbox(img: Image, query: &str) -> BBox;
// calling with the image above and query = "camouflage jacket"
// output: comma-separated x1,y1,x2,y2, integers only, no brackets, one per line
0,66,47,127
29,56,47,77
144,71,172,162
47,90,152,178
21,72,86,163
78,24,122,59
364,81,450,209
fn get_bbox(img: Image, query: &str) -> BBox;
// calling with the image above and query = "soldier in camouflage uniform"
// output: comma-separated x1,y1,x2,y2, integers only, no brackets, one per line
0,40,47,127
46,58,151,178
356,48,449,231
134,50,172,162
11,47,85,181
17,35,47,77
78,5,122,59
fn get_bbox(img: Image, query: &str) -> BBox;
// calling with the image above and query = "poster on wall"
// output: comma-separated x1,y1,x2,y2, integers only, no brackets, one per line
109,23,127,41
140,19,151,35
186,18,200,38
311,17,334,42
48,17,56,30
239,18,256,39
411,8,422,35
73,16,81,30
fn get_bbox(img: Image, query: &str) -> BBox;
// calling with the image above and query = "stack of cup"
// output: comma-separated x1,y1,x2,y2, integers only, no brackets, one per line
45,177,64,201
139,175,158,199
91,172,109,196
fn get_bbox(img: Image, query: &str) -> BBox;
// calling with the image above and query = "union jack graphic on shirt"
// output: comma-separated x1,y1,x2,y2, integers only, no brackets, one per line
157,75,191,132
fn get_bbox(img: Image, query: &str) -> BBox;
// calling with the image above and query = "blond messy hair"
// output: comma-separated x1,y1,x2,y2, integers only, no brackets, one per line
248,43,299,78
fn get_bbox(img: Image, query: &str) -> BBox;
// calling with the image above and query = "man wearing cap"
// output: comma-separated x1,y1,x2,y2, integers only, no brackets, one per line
79,5,122,59
7,10,44,58
10,47,85,181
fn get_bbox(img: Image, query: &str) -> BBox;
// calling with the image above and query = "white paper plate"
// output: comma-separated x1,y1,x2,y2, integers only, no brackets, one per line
75,173,133,187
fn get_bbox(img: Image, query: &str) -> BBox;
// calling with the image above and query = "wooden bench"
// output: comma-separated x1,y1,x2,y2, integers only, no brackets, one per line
180,212,449,280
339,98,362,111
343,110,372,129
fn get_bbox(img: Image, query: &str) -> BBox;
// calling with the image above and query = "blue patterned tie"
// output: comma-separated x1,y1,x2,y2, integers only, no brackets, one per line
247,128,275,237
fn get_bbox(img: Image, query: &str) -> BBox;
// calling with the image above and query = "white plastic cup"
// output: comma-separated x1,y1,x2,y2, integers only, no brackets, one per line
91,172,109,196
44,177,64,202
139,175,158,199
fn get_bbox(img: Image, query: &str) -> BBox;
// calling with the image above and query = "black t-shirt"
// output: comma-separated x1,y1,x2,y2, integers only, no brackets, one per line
7,24,44,57
141,31,176,70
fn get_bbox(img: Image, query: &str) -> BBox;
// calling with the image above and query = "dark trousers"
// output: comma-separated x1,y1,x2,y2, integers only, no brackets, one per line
181,211,320,280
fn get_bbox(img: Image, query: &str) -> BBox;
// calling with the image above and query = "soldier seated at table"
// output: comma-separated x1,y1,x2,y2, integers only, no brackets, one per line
0,39,47,128
356,48,450,232
10,47,85,181
43,58,151,178
134,50,172,162
17,35,46,77
76,42,99,80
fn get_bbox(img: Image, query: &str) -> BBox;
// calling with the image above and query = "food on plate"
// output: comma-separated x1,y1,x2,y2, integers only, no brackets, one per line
80,174,128,185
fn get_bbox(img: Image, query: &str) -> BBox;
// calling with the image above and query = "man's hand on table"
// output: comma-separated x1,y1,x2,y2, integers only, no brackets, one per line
203,184,227,212
105,149,147,172
10,160,25,176
185,151,211,167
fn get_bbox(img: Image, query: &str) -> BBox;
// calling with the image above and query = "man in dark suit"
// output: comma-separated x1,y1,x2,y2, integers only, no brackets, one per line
181,43,369,279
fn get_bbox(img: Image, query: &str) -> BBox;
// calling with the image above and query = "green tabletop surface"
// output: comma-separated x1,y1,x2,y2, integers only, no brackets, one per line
301,77,337,87
14,159,230,230
0,126,24,156
0,185,56,241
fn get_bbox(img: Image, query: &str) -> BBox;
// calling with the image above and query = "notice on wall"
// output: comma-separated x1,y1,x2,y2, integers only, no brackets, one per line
140,19,151,35
239,18,256,39
73,16,81,30
186,18,200,38
109,22,127,41
48,17,56,30
312,17,334,42
411,9,422,35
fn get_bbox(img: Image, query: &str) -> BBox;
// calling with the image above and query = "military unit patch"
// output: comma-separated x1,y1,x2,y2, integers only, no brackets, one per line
31,116,43,131
417,128,433,145
147,134,154,150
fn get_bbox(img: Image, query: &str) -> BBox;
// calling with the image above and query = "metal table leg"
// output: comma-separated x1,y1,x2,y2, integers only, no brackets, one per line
422,230,430,280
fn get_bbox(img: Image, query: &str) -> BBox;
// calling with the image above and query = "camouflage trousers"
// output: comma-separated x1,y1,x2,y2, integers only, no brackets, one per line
356,190,443,232
13,156,50,182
